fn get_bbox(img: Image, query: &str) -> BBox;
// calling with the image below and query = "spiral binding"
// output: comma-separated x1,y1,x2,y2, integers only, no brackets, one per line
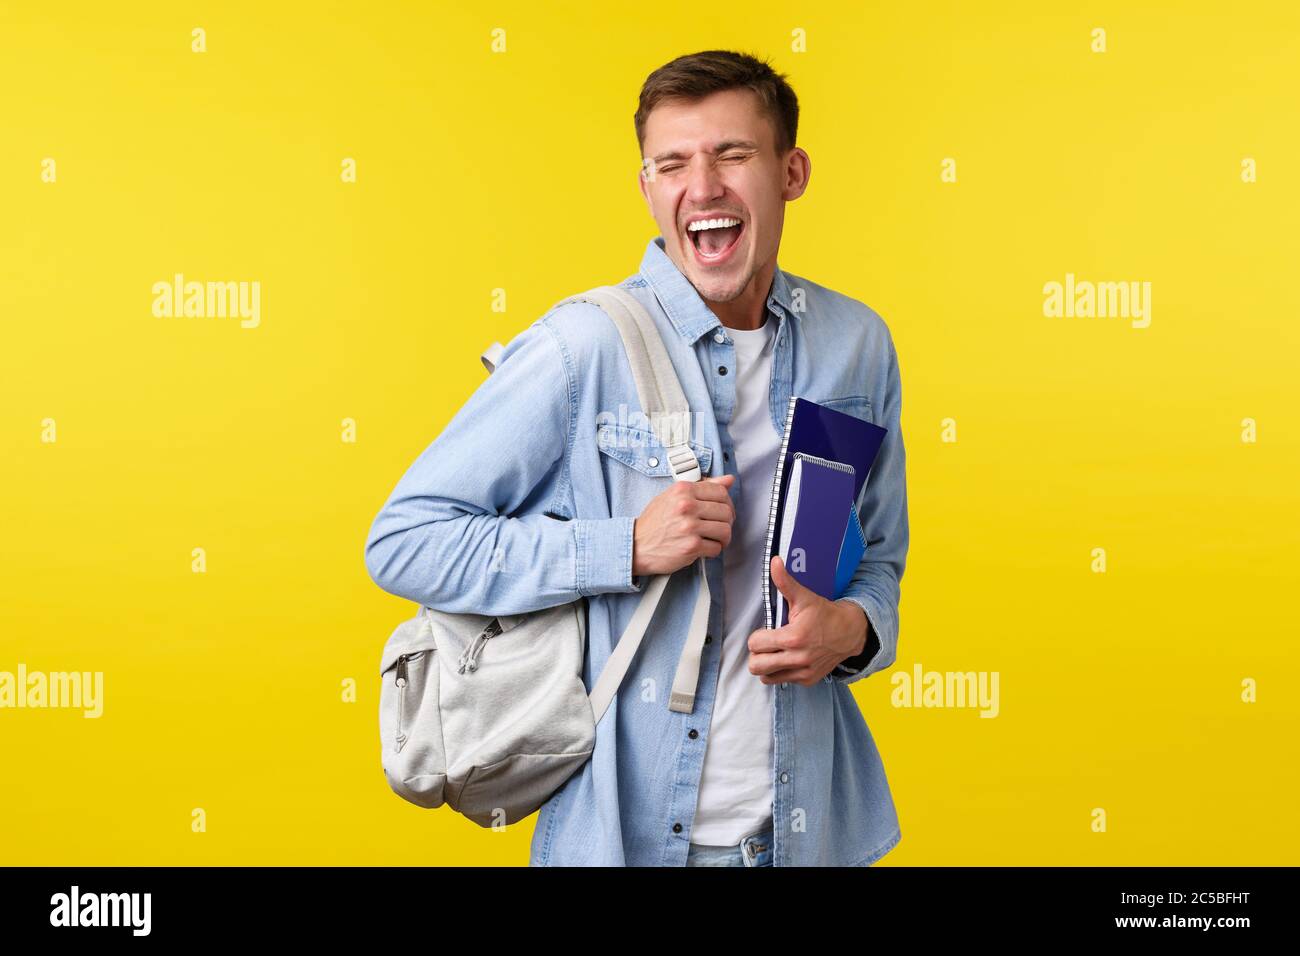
792,452,853,474
761,395,801,630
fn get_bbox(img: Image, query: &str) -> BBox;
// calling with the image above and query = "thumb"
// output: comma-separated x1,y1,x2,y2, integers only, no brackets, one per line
770,554,814,611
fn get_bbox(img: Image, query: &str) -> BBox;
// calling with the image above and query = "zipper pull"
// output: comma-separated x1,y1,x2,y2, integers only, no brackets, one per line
394,654,410,752
457,620,502,674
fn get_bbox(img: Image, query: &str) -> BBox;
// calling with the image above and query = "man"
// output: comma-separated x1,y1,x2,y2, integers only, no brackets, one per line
365,49,908,867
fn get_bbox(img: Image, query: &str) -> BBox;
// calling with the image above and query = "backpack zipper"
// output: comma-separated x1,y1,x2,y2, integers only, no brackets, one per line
456,619,503,674
393,654,412,752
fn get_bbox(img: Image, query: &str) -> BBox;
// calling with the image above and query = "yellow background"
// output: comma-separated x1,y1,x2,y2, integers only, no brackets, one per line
2,1,1296,865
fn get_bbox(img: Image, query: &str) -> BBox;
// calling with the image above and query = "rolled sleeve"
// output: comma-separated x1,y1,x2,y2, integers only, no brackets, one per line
831,596,884,680
365,318,641,616
575,515,642,595
827,329,908,687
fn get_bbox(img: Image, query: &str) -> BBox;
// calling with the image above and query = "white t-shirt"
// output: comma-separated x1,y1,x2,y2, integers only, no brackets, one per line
690,310,781,846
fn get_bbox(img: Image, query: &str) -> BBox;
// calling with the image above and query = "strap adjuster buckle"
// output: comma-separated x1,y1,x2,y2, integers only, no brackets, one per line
665,444,701,482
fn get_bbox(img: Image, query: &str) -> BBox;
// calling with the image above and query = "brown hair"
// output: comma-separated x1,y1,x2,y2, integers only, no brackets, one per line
634,49,799,158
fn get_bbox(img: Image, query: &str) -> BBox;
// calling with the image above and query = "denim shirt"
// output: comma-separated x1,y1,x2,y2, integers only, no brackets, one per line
364,235,908,866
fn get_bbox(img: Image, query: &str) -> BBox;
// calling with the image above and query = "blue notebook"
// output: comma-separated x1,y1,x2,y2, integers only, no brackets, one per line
773,454,859,628
763,396,888,629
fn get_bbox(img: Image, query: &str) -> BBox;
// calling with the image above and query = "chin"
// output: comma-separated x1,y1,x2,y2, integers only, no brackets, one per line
692,276,747,304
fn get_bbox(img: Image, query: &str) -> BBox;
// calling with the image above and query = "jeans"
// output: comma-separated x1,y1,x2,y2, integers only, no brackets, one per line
684,825,775,867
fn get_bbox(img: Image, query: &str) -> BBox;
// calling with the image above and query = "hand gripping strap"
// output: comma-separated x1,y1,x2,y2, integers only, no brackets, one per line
553,285,711,722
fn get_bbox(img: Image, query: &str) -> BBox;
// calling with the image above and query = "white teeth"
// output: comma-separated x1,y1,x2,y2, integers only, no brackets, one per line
687,217,742,232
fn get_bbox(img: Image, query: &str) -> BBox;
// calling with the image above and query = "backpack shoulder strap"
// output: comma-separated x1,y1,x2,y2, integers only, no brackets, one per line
550,284,711,720
483,285,711,720
554,285,700,482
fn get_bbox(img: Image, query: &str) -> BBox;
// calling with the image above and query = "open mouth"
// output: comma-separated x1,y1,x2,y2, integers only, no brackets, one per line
686,216,744,264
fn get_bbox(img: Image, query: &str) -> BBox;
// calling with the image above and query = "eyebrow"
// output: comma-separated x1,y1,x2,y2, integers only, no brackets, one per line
649,139,760,164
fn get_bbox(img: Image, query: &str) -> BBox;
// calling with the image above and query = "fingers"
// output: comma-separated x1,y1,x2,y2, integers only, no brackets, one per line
692,478,736,507
769,554,810,607
686,486,738,522
769,554,794,601
641,474,738,570
693,518,734,544
745,627,783,655
747,630,819,685
672,479,735,523
757,666,818,686
685,476,736,557
690,499,735,523
748,647,804,679
770,553,789,581
695,538,723,559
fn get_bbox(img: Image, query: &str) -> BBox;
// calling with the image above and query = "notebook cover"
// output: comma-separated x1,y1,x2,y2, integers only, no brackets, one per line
763,396,888,629
833,500,868,599
773,454,856,628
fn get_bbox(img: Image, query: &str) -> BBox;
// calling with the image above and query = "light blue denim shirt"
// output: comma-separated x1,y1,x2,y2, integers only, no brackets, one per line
364,235,908,866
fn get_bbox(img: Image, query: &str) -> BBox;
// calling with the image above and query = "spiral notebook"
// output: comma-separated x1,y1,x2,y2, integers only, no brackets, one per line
773,453,859,628
762,396,889,629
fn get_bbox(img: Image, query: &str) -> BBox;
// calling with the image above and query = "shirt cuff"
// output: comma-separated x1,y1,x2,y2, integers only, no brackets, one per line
831,596,882,678
575,516,642,595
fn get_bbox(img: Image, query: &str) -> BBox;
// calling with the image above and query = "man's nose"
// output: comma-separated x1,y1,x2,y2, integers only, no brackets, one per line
684,156,725,204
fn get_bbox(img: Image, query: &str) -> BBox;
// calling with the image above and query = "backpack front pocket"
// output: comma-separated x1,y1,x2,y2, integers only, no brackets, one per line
379,613,447,809
390,649,428,752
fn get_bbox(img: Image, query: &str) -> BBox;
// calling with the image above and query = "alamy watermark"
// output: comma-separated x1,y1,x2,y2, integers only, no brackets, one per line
891,662,999,718
50,886,150,935
152,273,260,328
595,404,709,449
0,664,103,717
1043,273,1151,328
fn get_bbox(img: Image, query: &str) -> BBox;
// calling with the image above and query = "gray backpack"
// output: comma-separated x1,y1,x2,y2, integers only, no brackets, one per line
377,285,712,826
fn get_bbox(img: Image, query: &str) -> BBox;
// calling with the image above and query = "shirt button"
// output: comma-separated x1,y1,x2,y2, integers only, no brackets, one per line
688,729,699,739
723,451,729,462
713,331,725,344
718,366,728,375
672,823,683,833
780,772,790,784
704,634,713,644
647,456,658,467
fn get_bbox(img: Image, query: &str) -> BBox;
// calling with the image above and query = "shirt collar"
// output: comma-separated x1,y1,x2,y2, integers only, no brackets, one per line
638,235,798,343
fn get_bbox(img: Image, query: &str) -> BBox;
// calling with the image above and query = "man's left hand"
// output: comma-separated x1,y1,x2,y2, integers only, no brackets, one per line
747,554,868,686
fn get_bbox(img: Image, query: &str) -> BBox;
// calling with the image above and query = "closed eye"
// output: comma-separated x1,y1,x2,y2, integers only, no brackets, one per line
651,151,752,175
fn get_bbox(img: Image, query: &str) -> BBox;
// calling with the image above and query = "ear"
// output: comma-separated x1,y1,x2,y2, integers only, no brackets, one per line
783,147,811,201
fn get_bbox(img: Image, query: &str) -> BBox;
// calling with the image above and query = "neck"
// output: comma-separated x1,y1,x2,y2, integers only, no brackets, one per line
706,257,777,331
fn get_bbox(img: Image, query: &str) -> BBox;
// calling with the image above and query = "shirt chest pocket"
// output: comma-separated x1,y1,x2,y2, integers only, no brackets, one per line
816,395,874,424
595,422,715,512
